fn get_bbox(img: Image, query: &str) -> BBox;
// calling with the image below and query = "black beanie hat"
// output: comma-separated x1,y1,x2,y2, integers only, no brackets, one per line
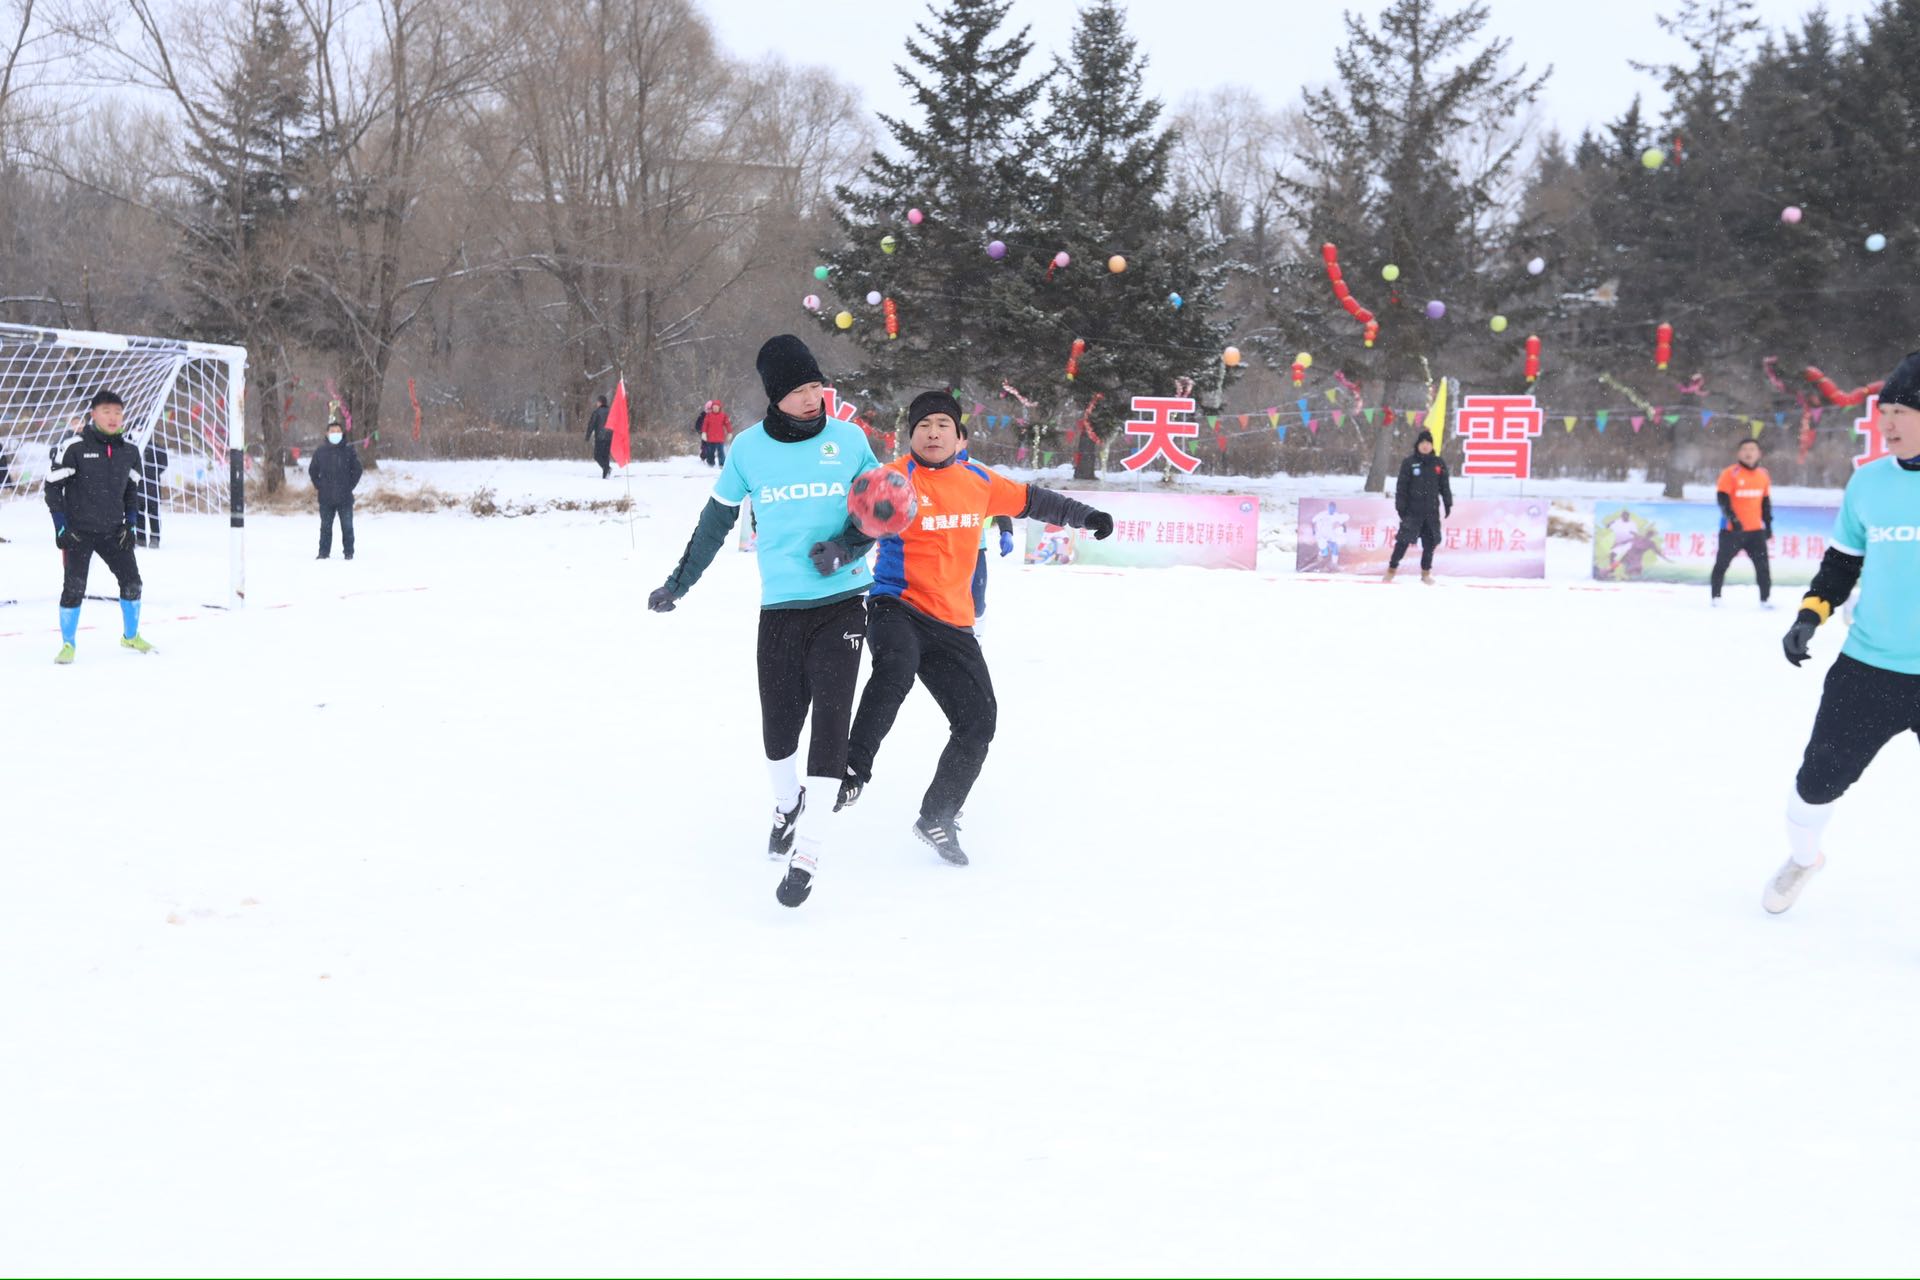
90,389,124,409
1879,352,1920,412
1414,428,1435,448
908,390,965,436
756,334,825,405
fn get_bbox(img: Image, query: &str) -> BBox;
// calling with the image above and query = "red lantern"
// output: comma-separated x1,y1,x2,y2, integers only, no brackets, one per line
884,297,899,341
1066,337,1086,381
1363,320,1379,348
1321,242,1380,346
1655,322,1672,371
1525,334,1542,384
1290,361,1306,386
1805,365,1885,407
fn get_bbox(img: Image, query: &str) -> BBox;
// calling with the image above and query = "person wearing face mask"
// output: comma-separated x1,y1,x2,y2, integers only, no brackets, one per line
648,335,881,908
809,390,1113,867
44,389,152,663
308,414,363,560
1767,351,1920,916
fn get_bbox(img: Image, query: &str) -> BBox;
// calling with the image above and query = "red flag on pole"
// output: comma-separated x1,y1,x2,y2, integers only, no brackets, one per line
608,377,632,469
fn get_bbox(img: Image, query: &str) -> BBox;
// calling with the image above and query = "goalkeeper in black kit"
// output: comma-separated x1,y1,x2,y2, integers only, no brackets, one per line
1765,352,1920,915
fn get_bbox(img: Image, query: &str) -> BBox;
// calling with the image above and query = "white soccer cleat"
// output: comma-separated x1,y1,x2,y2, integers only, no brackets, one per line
1763,852,1825,915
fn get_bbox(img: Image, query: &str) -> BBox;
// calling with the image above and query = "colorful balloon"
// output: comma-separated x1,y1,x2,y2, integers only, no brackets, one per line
1867,233,1888,252
987,239,1007,259
813,265,830,280
1168,292,1183,309
1222,346,1242,367
802,294,820,310
880,235,897,254
1425,300,1446,320
865,290,882,306
1527,257,1546,275
1381,264,1400,282
907,208,924,225
834,310,853,330
1641,147,1666,170
1781,206,1803,225
1295,352,1313,370
1108,255,1127,273
1490,315,1508,333
1053,251,1070,268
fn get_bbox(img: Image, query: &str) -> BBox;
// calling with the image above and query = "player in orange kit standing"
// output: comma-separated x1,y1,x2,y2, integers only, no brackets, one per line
807,390,1113,864
1712,437,1774,607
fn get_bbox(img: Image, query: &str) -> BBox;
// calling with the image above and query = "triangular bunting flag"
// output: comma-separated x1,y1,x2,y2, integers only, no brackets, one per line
1306,416,1317,433
1664,413,1679,424
1564,415,1577,433
1325,389,1339,404
1207,415,1219,429
1238,414,1250,429
1267,409,1280,427
1365,409,1377,425
1774,412,1786,427
1412,410,1425,427
961,413,971,425
1595,410,1609,433
1631,415,1645,432
1295,398,1309,415
1333,409,1345,426
1701,409,1714,426
1276,424,1287,441
1812,407,1824,423
1751,419,1765,439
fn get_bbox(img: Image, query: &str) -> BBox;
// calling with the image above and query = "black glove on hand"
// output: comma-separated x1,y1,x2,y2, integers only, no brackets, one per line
647,584,679,613
1727,517,1743,533
1783,609,1820,667
114,524,134,550
1085,510,1114,540
809,539,850,576
1765,523,1774,539
53,522,70,550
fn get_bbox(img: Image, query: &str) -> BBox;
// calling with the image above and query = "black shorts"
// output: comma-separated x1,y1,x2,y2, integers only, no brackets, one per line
756,593,868,778
1795,653,1920,804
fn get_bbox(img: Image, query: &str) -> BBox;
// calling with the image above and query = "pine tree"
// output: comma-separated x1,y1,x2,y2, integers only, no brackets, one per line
1026,0,1226,479
819,0,1048,416
178,0,314,491
1275,0,1547,491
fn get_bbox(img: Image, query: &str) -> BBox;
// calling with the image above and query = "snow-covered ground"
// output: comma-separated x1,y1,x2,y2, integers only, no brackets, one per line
3,456,1916,1276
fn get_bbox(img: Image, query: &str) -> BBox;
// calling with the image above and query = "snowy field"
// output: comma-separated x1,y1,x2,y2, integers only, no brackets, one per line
3,456,1918,1276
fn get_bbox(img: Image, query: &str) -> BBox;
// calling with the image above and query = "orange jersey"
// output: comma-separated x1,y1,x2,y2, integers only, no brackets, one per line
871,456,1028,627
1717,463,1771,529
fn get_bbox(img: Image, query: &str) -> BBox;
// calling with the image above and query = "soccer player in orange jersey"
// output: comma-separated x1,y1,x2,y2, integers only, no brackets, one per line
808,391,1112,865
1711,438,1774,607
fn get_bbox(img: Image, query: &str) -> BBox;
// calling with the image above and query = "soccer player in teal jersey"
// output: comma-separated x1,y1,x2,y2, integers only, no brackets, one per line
649,335,879,907
1768,351,1920,914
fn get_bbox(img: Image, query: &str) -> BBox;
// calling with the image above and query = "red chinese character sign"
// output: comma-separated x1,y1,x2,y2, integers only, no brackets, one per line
1455,394,1546,478
1854,396,1889,469
1119,396,1202,474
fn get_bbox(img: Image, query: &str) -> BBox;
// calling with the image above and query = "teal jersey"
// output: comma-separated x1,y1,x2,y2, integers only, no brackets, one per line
714,419,879,606
1832,457,1920,674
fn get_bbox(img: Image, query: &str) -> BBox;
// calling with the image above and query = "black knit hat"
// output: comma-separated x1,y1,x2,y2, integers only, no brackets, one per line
908,389,965,436
89,389,123,409
1414,428,1435,448
756,334,825,405
1879,352,1920,412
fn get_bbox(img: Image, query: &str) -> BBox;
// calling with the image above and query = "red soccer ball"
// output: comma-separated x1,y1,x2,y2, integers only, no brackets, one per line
848,467,918,538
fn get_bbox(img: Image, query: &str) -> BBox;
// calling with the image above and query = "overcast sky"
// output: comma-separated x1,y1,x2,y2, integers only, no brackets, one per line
706,0,1879,144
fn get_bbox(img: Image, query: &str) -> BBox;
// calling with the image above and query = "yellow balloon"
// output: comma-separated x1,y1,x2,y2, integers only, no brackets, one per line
1382,264,1400,282
1294,352,1313,369
1490,315,1509,333
1222,346,1242,367
834,310,853,330
1107,255,1127,273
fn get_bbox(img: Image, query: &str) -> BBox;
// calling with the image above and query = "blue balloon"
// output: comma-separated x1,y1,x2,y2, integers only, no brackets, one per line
1168,292,1184,309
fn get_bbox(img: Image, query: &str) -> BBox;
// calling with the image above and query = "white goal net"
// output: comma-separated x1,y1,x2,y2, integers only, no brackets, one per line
0,322,248,609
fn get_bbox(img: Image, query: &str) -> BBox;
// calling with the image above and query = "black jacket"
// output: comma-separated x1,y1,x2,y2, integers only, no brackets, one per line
1395,449,1453,520
44,423,141,534
309,439,364,503
585,404,610,442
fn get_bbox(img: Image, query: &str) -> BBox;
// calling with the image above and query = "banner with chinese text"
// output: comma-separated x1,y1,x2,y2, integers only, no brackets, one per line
1591,502,1835,585
1023,489,1259,570
1295,496,1547,578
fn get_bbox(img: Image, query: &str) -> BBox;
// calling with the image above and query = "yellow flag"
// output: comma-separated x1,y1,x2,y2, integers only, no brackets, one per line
1427,378,1448,452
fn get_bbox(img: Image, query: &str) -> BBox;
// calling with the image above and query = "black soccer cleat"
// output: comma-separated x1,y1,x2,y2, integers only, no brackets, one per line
769,788,806,859
776,853,817,908
834,771,864,813
913,815,969,866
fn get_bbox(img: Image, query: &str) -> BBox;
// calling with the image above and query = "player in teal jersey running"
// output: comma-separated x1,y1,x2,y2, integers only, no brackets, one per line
649,335,879,907
1768,352,1920,914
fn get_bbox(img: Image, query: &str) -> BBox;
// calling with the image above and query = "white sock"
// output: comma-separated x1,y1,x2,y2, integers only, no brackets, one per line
793,774,842,872
1786,790,1833,866
766,753,801,812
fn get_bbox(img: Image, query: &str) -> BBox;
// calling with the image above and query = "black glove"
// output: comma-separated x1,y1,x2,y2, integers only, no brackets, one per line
647,584,679,613
1443,506,1452,520
114,523,134,550
809,539,850,576
1783,609,1820,667
1765,523,1774,539
1085,510,1114,540
53,519,70,550
1727,517,1743,533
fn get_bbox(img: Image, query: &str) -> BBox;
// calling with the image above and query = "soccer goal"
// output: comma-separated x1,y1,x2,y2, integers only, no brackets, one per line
0,322,248,609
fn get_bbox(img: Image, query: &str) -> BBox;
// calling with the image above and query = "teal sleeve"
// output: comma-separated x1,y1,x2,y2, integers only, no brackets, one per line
714,449,749,506
662,498,742,598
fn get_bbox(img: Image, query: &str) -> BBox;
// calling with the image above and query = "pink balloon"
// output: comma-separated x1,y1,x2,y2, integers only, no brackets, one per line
1781,205,1803,224
802,294,820,310
1053,251,1070,268
906,208,924,225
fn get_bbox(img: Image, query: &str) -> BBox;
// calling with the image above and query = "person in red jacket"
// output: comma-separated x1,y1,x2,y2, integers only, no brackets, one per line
695,399,733,467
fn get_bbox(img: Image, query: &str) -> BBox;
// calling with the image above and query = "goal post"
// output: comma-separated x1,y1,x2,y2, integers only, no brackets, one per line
0,322,248,609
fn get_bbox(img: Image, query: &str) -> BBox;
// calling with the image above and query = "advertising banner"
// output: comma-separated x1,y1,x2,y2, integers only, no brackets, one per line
1295,496,1548,578
1592,502,1836,585
1024,489,1259,570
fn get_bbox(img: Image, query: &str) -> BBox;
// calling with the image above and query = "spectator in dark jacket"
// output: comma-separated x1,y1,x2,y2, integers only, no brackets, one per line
309,415,363,559
44,389,151,662
133,440,168,547
586,395,612,477
1387,428,1452,584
